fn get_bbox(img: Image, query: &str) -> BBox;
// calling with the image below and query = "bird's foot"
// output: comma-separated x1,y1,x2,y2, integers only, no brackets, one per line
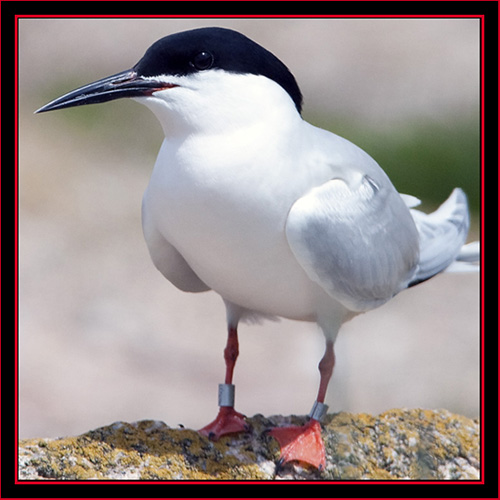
199,406,249,441
269,418,326,470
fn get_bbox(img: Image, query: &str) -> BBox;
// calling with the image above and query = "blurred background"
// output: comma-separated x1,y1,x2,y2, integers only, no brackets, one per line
18,18,480,439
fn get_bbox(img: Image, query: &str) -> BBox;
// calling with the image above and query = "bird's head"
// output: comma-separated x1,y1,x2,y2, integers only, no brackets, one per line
36,27,303,135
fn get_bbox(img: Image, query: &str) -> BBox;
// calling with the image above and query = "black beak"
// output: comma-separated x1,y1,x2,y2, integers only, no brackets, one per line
35,69,174,113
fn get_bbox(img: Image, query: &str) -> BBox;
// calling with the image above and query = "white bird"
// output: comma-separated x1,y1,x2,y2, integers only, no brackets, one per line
37,27,478,469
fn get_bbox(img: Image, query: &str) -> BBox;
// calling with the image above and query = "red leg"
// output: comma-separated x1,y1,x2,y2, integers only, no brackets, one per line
270,341,335,470
223,325,239,384
316,340,335,404
199,326,248,440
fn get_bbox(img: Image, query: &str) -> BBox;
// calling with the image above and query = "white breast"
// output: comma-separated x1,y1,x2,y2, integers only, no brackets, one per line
142,124,333,320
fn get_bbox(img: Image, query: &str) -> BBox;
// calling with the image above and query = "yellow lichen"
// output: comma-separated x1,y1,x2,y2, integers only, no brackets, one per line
19,410,479,480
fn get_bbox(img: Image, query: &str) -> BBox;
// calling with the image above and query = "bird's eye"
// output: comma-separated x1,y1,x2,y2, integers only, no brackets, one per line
191,51,214,71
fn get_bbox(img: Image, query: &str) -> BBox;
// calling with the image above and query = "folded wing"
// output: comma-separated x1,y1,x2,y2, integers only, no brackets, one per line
286,175,420,312
408,188,472,285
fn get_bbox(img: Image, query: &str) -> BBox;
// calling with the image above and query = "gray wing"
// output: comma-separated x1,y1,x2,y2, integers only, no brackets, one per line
285,174,420,312
408,188,471,285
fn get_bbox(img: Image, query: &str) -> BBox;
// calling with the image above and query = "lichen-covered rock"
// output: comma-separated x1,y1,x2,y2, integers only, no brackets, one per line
321,409,479,480
18,409,479,480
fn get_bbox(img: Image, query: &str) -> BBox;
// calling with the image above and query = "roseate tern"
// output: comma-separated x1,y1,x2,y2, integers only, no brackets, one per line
37,27,478,469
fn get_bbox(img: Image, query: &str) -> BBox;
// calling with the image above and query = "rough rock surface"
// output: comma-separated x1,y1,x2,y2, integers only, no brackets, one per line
18,409,480,480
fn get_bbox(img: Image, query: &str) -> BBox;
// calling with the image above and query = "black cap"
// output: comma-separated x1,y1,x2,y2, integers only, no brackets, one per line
134,27,303,113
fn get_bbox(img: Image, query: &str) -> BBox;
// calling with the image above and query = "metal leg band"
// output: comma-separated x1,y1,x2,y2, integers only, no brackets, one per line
218,383,235,407
309,401,328,422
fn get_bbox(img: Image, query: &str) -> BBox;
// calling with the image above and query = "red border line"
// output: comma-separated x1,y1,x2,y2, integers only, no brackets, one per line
14,13,485,487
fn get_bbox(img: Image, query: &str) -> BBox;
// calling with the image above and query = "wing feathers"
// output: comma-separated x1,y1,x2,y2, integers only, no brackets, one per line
409,188,472,285
411,188,469,285
286,175,420,312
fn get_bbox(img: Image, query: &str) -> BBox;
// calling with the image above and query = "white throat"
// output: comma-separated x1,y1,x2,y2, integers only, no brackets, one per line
134,70,301,138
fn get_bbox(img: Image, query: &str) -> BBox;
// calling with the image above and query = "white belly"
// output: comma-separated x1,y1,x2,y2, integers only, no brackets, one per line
142,136,330,320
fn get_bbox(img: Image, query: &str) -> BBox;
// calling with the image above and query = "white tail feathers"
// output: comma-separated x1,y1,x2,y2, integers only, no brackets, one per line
444,241,480,274
408,188,478,286
455,241,480,262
